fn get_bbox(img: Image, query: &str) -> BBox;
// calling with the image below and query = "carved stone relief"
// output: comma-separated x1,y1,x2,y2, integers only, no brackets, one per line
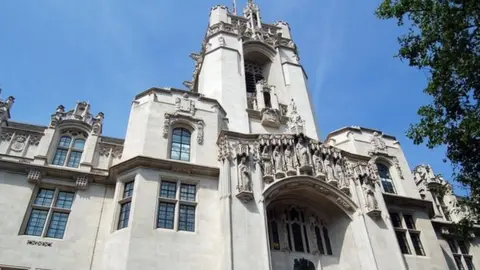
260,108,280,128
286,99,305,134
235,143,254,202
219,133,354,197
48,102,103,135
370,132,387,153
163,112,205,145
10,134,28,152
175,93,196,115
392,157,404,179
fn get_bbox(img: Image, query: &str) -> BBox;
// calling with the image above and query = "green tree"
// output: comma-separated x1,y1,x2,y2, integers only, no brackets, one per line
375,0,480,223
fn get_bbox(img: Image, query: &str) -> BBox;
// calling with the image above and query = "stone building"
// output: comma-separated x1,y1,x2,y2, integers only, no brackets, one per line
0,1,478,270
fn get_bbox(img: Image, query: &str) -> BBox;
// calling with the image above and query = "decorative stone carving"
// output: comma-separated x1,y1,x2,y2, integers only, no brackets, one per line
163,114,171,138
236,154,253,202
363,162,381,217
76,175,89,189
286,99,305,134
175,93,196,115
0,130,13,141
218,36,226,46
29,135,40,146
98,144,111,157
48,102,103,134
279,104,288,116
312,149,325,179
217,136,231,161
27,169,42,183
196,121,204,145
284,144,297,176
260,144,274,183
295,135,312,174
392,157,404,179
371,132,387,153
260,108,280,128
27,240,52,247
11,134,27,152
273,145,285,179
0,95,14,123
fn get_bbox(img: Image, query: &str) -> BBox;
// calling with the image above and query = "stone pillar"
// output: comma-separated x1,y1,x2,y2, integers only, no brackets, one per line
33,128,56,165
79,134,99,172
219,158,233,270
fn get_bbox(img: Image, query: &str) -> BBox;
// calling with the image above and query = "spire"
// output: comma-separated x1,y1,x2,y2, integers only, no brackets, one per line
243,0,261,29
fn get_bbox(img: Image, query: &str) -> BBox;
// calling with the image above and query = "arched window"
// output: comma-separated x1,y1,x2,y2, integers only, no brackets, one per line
245,61,264,109
52,131,86,168
267,205,333,255
377,163,396,194
170,128,191,161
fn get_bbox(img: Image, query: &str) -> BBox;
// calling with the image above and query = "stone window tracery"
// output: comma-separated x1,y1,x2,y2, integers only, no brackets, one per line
245,61,264,109
52,130,87,168
267,204,333,255
377,163,396,194
170,128,191,161
157,180,197,232
23,187,74,239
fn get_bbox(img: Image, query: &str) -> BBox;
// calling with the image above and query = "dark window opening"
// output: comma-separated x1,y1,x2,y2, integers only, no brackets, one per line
323,227,333,255
263,91,272,108
292,223,304,252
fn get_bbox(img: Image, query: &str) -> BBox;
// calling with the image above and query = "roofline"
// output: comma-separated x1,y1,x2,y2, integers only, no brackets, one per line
325,126,397,142
134,87,227,117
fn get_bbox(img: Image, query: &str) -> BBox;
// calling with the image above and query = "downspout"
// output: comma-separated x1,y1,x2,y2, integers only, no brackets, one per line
89,186,108,270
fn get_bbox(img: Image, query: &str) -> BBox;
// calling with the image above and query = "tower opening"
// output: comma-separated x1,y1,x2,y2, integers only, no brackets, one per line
263,91,272,108
244,61,264,110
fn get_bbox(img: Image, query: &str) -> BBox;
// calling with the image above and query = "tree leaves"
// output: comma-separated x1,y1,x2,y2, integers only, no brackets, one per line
376,0,480,224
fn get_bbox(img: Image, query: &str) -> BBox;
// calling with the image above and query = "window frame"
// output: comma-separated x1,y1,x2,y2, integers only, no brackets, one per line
389,212,426,256
377,163,397,194
51,130,87,168
22,186,75,239
156,179,197,232
117,180,134,230
267,204,333,256
447,238,475,270
169,127,192,162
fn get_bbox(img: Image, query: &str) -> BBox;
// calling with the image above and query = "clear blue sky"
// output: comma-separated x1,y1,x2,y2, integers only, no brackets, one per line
0,1,463,192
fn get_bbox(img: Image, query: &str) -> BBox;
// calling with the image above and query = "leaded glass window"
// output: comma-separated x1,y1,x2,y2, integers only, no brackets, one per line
157,180,197,232
170,128,191,161
267,205,333,255
377,163,396,194
117,181,134,230
24,188,74,239
52,130,87,168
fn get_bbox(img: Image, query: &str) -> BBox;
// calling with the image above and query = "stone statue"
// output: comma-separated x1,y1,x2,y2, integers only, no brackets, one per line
324,157,335,181
261,145,274,177
273,145,284,172
364,181,378,211
334,161,346,186
238,156,251,192
312,150,324,175
284,145,296,173
295,137,309,167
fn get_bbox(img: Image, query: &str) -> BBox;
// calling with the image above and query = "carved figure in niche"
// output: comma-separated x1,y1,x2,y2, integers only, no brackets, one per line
295,136,310,167
364,180,378,211
238,156,251,192
312,150,324,176
284,145,296,174
324,157,335,182
261,145,274,182
273,145,285,174
371,131,387,152
334,160,347,187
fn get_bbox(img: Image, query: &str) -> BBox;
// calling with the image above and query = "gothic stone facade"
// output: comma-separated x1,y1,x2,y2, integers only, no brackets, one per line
0,2,479,270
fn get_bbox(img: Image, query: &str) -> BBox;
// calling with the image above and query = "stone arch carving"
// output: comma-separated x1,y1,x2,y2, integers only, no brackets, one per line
263,176,358,218
163,112,204,145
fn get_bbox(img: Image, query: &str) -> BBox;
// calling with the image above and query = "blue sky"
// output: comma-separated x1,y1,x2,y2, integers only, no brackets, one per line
0,1,463,192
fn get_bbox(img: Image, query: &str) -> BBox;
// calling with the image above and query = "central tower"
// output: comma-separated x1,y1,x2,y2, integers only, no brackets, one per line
185,1,319,139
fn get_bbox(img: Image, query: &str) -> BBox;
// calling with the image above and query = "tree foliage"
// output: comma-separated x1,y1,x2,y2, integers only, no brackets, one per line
375,0,480,221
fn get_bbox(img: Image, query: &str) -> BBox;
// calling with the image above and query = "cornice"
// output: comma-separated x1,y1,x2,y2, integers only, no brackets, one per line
134,87,227,117
326,126,397,142
0,158,111,185
109,156,220,180
383,192,435,218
